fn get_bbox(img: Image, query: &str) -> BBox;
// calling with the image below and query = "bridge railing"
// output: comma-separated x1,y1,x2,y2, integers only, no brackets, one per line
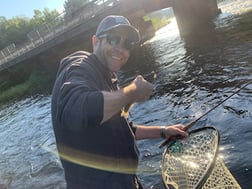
0,0,121,68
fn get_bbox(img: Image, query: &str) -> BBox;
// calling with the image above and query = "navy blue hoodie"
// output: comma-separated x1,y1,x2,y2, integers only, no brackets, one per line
51,51,140,189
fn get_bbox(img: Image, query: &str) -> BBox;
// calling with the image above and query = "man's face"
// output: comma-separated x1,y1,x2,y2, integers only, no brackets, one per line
93,29,133,73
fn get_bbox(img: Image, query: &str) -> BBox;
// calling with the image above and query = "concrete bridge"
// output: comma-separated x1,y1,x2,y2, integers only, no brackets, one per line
0,0,220,72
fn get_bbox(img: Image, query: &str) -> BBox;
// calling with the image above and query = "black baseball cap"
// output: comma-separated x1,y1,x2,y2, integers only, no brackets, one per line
96,15,140,43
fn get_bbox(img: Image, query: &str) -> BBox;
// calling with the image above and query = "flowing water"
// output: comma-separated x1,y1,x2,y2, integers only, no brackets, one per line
0,0,251,188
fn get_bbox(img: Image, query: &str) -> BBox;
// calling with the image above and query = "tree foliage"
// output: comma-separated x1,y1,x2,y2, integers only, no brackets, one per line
0,8,60,50
0,16,31,48
0,0,90,50
31,8,59,28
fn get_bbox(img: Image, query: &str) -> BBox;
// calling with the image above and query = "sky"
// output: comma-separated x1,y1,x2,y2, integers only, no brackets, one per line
0,0,66,19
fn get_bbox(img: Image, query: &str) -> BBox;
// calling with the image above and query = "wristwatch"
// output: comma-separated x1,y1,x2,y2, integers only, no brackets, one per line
160,126,166,138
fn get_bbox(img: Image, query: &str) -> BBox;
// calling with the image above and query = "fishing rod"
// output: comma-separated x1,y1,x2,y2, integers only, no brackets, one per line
159,80,252,148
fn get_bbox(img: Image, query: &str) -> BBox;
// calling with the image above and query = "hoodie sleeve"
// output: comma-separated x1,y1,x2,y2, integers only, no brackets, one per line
52,51,104,131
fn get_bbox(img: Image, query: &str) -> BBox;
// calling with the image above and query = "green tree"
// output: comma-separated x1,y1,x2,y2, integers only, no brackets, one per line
31,8,60,29
0,16,31,49
0,16,8,48
0,8,60,50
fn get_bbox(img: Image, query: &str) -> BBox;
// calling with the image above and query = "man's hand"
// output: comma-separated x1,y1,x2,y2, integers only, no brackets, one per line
127,75,154,102
162,124,189,139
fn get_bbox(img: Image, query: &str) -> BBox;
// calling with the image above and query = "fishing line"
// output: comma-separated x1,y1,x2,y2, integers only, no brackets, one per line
160,81,251,189
159,80,252,148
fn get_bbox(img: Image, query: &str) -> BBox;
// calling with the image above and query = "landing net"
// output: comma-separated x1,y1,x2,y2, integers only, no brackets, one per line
161,126,241,189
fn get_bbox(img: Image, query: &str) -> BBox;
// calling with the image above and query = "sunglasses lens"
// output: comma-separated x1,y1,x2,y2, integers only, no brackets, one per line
124,40,134,51
103,34,135,50
107,35,120,46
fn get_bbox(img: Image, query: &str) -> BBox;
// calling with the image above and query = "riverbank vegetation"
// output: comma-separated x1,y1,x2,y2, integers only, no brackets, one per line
0,70,54,104
151,17,170,30
143,7,174,30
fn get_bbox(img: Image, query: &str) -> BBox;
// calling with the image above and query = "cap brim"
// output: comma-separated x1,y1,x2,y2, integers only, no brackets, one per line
101,24,140,43
119,25,140,43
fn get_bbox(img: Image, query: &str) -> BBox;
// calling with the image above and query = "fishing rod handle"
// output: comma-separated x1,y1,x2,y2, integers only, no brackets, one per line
158,120,196,148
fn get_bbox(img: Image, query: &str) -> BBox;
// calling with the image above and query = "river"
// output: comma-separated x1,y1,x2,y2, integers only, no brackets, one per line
0,0,251,188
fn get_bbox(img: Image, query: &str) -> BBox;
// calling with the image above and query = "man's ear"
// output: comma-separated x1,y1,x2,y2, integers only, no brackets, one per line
92,35,99,47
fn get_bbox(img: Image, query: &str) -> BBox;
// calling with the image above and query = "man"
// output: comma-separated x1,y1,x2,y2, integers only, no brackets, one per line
51,15,188,189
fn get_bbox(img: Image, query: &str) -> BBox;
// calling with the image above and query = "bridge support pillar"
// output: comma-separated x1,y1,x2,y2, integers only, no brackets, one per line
171,0,221,39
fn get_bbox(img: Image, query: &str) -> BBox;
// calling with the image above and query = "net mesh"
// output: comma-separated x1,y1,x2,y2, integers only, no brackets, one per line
202,157,241,189
162,127,241,189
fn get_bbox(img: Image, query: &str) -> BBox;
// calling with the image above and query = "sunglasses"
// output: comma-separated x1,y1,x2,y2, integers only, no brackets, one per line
98,34,135,51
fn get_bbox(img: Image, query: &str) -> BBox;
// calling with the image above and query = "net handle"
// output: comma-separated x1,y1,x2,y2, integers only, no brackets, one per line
159,80,251,148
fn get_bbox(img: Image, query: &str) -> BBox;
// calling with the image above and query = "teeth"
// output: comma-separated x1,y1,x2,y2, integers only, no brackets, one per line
112,56,120,60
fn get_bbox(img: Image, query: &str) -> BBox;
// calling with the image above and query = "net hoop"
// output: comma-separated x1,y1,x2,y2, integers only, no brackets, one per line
161,126,220,189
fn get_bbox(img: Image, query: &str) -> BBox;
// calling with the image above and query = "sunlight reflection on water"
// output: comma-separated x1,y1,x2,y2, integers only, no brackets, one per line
0,0,251,188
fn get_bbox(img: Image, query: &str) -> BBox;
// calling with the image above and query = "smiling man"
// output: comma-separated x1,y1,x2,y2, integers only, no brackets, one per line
51,15,188,189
